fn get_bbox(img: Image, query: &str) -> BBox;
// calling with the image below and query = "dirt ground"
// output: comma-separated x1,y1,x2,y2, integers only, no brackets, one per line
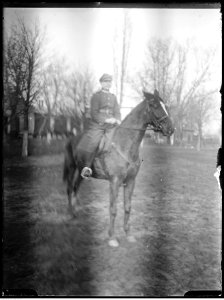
3,144,222,296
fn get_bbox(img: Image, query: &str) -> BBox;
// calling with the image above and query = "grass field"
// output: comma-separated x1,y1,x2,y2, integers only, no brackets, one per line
3,144,221,296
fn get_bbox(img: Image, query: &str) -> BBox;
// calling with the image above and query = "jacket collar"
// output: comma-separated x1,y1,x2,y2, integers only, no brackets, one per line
101,88,110,93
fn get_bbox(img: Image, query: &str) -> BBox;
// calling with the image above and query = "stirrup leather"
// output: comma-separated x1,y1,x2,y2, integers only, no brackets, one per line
81,167,92,178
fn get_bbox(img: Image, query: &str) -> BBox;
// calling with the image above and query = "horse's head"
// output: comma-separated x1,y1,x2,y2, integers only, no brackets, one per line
143,89,174,136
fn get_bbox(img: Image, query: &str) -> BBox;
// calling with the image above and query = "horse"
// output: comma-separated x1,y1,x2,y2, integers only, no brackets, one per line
63,90,174,247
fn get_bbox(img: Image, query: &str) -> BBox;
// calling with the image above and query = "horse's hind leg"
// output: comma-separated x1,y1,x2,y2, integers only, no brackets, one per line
72,169,83,212
123,178,136,243
67,168,82,216
108,177,120,247
66,168,75,214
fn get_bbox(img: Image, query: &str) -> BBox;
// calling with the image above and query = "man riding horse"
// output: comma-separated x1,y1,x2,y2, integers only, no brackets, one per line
77,73,121,179
64,85,174,246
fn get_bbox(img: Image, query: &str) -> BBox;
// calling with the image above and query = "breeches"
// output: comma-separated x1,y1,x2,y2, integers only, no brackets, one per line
76,123,115,167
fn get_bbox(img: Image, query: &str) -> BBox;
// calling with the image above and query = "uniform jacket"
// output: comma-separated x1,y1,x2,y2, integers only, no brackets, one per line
90,89,121,124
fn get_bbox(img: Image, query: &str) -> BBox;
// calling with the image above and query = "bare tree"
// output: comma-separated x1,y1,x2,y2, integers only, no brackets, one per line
112,30,119,96
187,89,217,150
19,18,44,155
36,61,95,137
37,59,71,138
170,43,189,143
132,38,177,144
178,47,217,148
163,43,215,145
4,17,45,156
133,37,217,146
132,38,176,105
4,26,28,130
113,10,132,107
63,68,95,131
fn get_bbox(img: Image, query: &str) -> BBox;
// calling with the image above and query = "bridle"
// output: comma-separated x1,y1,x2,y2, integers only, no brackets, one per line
119,98,169,132
149,110,169,132
111,98,169,166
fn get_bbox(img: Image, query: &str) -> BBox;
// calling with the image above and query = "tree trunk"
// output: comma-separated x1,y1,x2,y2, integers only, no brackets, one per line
167,136,171,145
66,116,71,132
154,132,159,144
119,41,125,106
47,132,52,144
38,117,47,136
46,115,54,144
22,110,29,157
170,134,174,145
119,13,128,107
196,134,201,151
167,134,174,145
196,123,202,151
22,131,28,157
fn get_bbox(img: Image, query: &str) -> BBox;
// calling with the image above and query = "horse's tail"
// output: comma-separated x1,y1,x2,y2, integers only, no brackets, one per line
63,138,76,182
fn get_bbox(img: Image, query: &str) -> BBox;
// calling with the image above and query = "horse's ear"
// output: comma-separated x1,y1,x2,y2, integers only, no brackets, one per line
154,89,160,98
143,90,153,101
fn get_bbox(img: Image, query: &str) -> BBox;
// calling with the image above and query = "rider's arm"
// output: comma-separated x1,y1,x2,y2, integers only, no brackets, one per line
90,93,105,124
113,95,121,124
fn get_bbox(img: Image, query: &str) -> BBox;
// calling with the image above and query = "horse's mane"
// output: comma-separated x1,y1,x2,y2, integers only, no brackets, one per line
112,100,147,144
120,100,146,126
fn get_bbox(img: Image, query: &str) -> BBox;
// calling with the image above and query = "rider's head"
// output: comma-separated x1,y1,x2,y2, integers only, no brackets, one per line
99,73,112,91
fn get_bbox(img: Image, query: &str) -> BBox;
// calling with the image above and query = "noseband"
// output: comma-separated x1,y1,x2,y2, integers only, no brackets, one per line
150,113,168,131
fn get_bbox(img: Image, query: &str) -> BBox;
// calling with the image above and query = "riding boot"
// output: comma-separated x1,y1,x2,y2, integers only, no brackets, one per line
80,150,95,179
81,166,92,178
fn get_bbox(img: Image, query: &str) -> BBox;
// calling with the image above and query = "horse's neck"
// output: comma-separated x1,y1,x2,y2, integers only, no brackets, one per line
113,102,147,161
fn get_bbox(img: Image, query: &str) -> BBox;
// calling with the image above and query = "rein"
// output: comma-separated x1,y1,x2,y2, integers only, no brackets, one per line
118,125,146,131
109,98,169,165
118,100,168,132
156,115,168,123
111,142,130,164
118,116,168,132
111,142,140,167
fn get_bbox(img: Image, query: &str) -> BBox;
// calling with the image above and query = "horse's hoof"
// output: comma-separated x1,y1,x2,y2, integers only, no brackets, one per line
108,239,119,247
127,235,137,243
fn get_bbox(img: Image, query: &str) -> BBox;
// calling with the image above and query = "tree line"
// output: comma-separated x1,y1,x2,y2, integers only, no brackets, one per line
3,13,220,156
131,38,219,148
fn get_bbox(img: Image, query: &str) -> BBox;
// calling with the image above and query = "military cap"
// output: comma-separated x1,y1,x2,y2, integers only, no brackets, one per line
99,73,112,82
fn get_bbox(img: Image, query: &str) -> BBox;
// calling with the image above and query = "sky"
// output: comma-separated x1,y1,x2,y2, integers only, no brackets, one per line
3,6,222,135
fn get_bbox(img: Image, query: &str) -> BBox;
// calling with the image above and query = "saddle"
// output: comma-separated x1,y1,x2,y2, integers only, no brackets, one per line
93,127,116,178
97,127,116,154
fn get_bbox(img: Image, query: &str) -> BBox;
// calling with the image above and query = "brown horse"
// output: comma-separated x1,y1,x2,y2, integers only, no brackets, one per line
63,90,174,247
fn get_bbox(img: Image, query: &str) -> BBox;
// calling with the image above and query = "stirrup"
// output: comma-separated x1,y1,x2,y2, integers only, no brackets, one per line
81,167,92,179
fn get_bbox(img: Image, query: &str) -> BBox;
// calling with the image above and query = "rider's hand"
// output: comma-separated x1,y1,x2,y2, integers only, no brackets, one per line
105,118,117,124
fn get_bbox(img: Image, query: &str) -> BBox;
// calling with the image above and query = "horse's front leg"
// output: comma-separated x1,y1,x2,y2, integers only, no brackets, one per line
123,177,137,243
108,177,120,247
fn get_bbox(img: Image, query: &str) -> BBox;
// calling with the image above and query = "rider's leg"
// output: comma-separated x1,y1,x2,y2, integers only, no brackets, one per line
80,150,95,178
78,125,104,178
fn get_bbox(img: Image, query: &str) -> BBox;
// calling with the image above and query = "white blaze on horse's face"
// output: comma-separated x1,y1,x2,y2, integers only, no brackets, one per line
160,101,168,116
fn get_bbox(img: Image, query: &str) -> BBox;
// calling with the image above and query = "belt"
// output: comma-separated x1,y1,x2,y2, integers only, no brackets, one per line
99,108,112,114
93,120,114,126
